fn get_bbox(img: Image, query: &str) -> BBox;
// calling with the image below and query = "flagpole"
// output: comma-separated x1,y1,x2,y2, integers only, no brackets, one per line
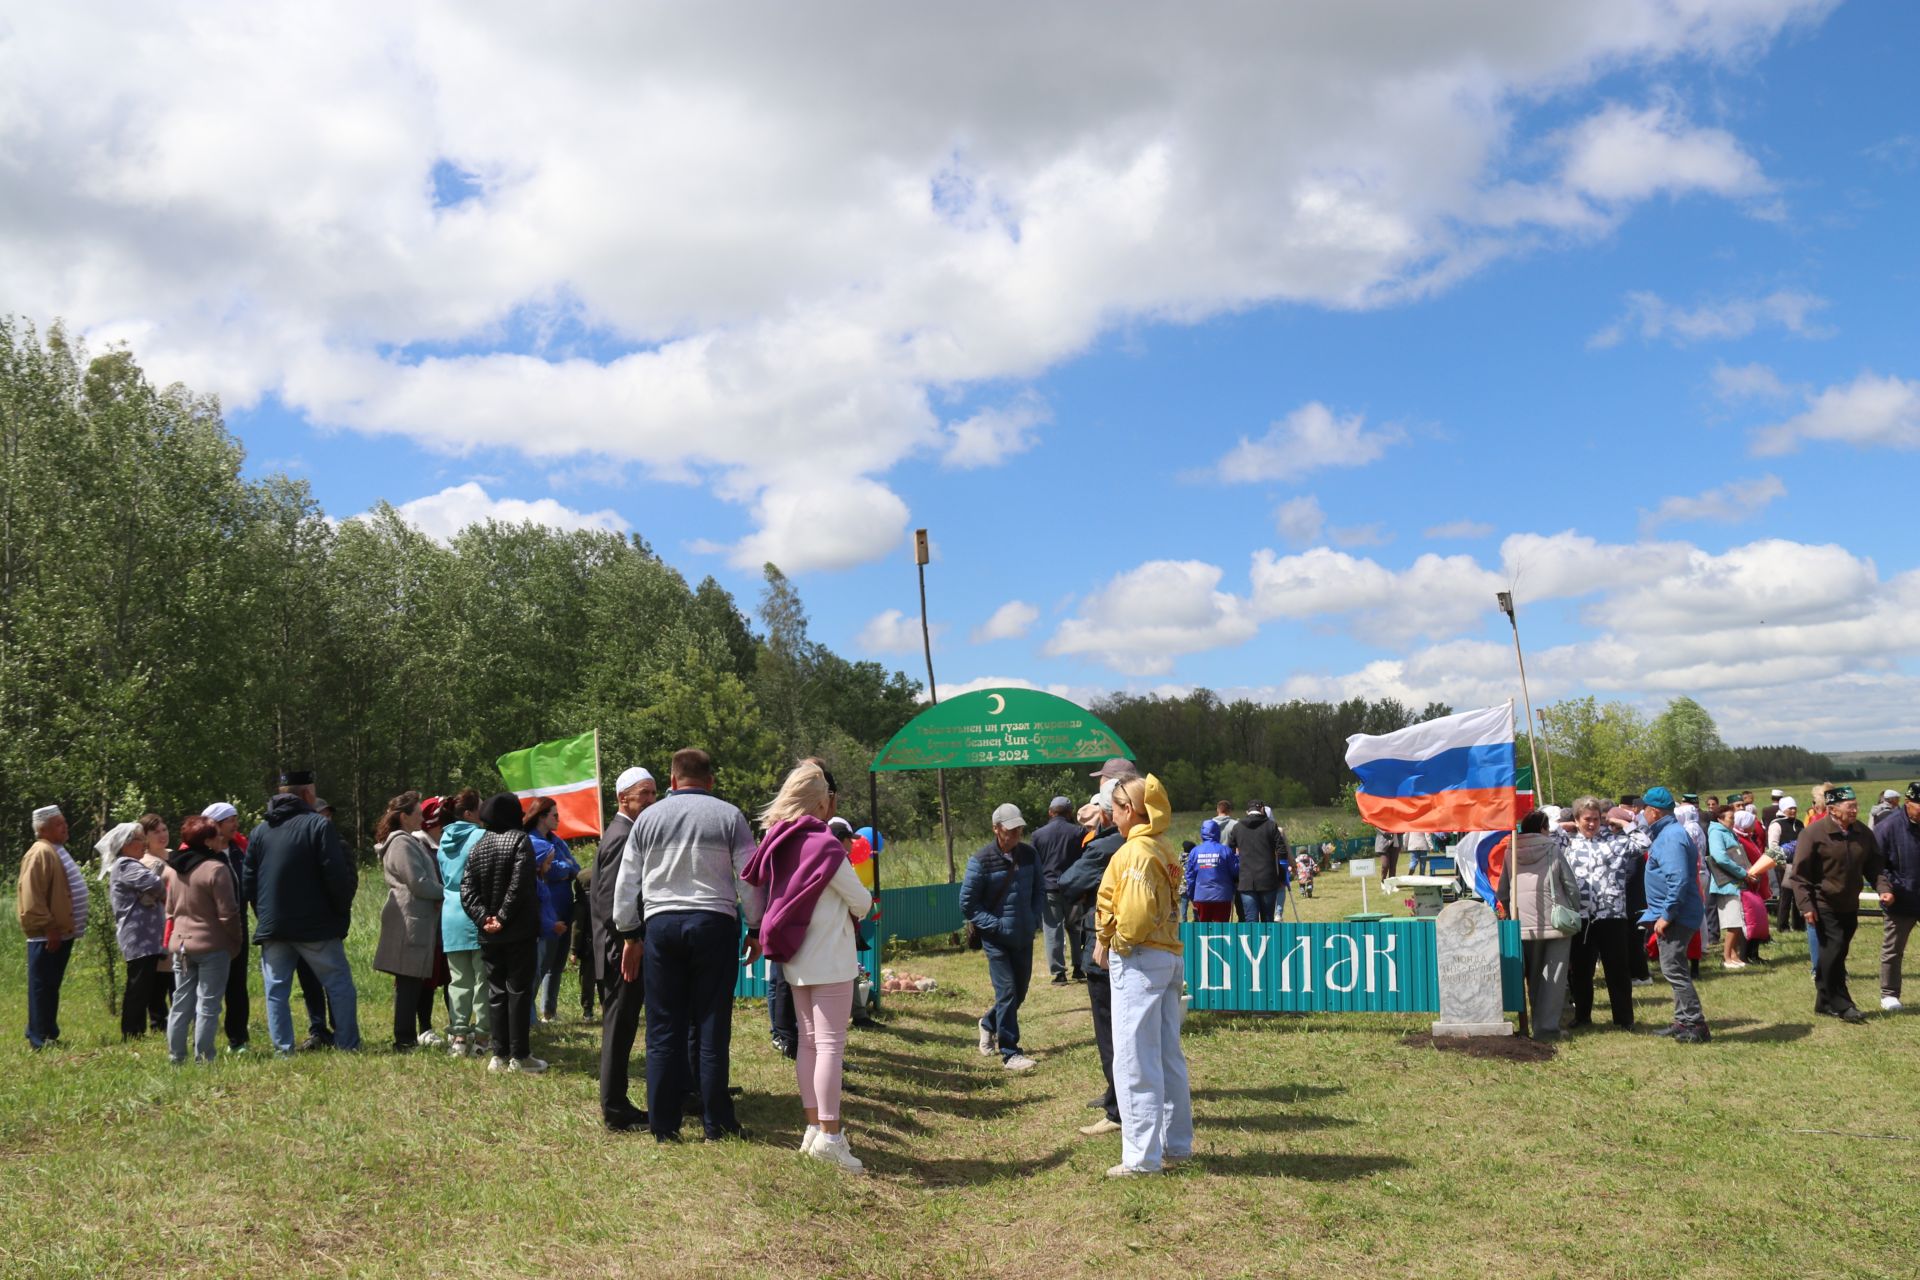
1535,706,1559,809
592,728,604,834
1495,592,1544,806
915,529,956,883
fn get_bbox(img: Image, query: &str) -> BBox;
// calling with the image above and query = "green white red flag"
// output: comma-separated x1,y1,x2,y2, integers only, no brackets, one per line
497,730,602,839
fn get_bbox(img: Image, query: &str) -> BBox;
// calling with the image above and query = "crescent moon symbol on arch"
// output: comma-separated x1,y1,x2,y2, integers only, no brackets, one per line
987,693,1006,715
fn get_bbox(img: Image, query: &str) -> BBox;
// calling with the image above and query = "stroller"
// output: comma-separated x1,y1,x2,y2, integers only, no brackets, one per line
1293,850,1318,899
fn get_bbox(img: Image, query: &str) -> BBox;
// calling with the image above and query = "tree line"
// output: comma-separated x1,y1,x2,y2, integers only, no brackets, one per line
1,318,1868,875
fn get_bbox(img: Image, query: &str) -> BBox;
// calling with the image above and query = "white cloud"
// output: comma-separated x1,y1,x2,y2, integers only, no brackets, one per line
1637,474,1785,534
384,482,628,541
1274,545,1920,749
1425,519,1494,540
1751,372,1920,455
0,4,1826,569
1711,361,1794,402
1330,523,1393,548
972,599,1040,644
1560,102,1770,205
942,396,1050,469
1045,560,1257,676
1273,495,1326,545
1589,289,1828,349
1496,530,1693,601
1250,547,1505,638
1214,403,1401,484
856,608,939,654
725,478,911,573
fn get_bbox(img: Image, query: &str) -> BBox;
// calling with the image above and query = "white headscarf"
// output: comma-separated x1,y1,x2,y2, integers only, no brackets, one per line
94,821,143,879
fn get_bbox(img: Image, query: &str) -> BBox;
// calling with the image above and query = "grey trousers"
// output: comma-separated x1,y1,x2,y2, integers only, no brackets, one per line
1884,914,1917,1000
1657,927,1705,1028
1521,937,1571,1035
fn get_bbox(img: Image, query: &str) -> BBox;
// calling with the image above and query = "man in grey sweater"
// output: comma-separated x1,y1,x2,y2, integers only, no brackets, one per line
613,748,763,1142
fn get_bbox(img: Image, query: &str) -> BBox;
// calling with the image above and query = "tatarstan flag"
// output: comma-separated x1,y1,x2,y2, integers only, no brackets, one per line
497,730,602,839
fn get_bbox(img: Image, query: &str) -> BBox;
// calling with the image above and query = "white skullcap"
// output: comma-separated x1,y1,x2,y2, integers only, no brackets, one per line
615,767,655,795
31,804,61,829
1779,795,1798,810
201,802,238,823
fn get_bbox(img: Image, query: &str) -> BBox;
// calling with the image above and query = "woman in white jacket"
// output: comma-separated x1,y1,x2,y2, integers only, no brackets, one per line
741,761,873,1173
1499,809,1581,1039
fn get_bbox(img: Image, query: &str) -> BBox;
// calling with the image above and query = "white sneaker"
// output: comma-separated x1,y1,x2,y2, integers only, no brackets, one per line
800,1124,820,1154
509,1056,548,1074
1106,1163,1158,1178
1003,1054,1037,1072
807,1132,865,1174
1883,995,1903,1012
1723,960,1747,970
977,1023,997,1056
487,1056,510,1073
417,1029,445,1047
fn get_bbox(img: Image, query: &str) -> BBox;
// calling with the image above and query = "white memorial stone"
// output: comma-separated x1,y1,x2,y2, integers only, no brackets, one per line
1432,900,1511,1037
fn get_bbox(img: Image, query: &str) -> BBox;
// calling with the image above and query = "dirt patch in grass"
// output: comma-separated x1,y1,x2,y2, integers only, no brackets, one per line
1399,1031,1556,1062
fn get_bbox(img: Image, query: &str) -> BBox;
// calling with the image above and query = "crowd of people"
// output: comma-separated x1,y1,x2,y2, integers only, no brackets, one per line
14,753,1916,1177
1481,782,1918,1043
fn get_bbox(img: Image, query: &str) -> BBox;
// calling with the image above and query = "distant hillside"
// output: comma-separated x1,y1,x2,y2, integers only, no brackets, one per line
1829,750,1920,768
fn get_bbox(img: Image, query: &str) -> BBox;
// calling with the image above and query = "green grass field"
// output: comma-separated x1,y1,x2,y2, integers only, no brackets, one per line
3,837,1917,1279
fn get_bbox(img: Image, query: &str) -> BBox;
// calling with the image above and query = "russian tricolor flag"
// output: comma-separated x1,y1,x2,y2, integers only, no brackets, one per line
1343,703,1518,833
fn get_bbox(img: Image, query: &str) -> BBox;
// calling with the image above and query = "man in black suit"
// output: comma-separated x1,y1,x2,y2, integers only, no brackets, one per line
593,766,657,1131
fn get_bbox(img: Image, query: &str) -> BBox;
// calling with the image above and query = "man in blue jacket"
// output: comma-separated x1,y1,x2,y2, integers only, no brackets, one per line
959,803,1046,1072
244,770,361,1055
1871,782,1920,1012
1638,786,1707,1043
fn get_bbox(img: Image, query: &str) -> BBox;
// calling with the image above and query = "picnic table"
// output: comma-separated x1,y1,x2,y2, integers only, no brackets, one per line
1385,874,1458,918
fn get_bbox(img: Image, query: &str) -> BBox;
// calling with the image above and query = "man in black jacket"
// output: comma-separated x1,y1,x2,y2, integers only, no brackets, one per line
1059,795,1124,1136
1032,796,1086,984
594,766,657,1130
1228,803,1284,923
1871,782,1920,1012
244,770,361,1055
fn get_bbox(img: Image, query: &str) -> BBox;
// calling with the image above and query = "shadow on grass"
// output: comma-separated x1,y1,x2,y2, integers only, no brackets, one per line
845,1078,1032,1121
1193,1151,1411,1180
870,1142,1078,1187
1711,1022,1811,1043
1191,1083,1345,1104
855,1047,1004,1089
1196,1111,1357,1135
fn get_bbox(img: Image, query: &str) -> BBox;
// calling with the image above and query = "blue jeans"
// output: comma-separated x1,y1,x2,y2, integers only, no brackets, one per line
1238,890,1277,924
980,934,1033,1059
24,938,74,1048
643,910,741,1139
1043,890,1077,978
537,931,568,1018
169,949,231,1063
260,938,361,1053
767,961,797,1051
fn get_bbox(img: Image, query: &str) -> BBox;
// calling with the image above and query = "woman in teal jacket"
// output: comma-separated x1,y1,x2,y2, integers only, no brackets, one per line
435,789,490,1056
1705,806,1752,970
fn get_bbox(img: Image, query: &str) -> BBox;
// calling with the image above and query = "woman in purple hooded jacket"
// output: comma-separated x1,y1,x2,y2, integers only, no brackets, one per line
742,759,873,1174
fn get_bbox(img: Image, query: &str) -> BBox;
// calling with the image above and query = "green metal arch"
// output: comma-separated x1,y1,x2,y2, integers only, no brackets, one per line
869,686,1134,773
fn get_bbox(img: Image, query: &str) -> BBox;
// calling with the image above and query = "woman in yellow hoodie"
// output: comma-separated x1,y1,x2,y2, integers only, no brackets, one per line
1094,774,1193,1177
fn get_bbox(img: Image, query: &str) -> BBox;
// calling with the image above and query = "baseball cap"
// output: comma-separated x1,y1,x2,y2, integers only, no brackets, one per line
1827,785,1857,803
991,802,1026,830
1089,757,1138,781
615,766,654,795
1049,795,1074,814
1642,786,1676,809
827,816,852,834
419,796,445,826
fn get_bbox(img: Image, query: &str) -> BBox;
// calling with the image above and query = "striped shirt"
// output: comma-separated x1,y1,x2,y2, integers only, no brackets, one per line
26,845,89,943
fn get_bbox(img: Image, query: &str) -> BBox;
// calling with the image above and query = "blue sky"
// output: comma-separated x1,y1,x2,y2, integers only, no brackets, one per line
5,2,1917,747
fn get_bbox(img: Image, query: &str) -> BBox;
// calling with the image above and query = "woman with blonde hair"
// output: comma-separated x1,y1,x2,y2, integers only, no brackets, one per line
741,759,873,1173
1094,773,1193,1177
